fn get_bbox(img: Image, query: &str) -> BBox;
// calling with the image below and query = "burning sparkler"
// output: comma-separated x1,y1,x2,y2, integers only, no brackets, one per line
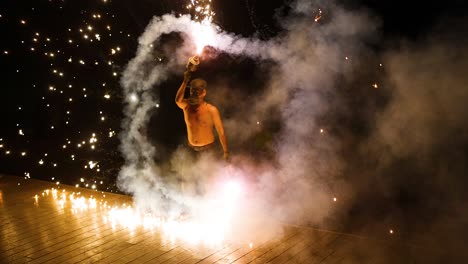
191,22,216,55
186,0,217,69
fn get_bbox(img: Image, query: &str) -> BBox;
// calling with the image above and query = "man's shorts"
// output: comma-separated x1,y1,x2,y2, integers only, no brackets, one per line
188,142,217,160
189,141,215,152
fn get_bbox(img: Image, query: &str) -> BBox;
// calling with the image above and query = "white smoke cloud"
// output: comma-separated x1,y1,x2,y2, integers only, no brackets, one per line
347,18,468,262
118,0,378,244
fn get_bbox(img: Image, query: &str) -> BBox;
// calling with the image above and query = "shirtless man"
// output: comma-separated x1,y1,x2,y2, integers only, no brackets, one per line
175,71,229,159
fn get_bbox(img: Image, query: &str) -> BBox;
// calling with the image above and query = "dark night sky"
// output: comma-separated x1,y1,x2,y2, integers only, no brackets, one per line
1,0,465,185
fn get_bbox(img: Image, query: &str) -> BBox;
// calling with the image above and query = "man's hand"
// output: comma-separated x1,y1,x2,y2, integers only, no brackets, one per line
175,71,191,109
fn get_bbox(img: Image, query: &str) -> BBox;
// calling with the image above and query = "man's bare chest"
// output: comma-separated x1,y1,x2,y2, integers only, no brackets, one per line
185,106,212,125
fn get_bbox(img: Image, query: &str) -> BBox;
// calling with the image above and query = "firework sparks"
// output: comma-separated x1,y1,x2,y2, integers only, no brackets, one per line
187,0,215,23
192,22,216,54
314,9,323,22
0,0,132,193
187,0,217,54
37,177,247,246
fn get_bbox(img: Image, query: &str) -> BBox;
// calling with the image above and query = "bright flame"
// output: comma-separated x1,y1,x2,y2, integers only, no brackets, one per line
187,0,216,54
192,19,216,54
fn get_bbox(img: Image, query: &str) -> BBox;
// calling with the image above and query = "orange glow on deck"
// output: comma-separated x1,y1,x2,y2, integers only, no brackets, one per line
38,179,246,247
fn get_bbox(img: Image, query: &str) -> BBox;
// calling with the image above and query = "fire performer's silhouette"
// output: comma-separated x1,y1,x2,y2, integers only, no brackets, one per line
175,56,229,160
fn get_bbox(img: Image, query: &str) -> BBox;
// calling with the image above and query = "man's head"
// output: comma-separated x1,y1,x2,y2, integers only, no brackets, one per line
189,78,207,97
188,78,207,105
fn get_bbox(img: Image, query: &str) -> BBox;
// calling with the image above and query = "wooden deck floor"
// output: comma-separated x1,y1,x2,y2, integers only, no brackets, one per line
1,174,420,264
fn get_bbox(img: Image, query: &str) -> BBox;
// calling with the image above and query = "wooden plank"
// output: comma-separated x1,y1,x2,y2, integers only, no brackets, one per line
0,175,420,264
317,236,357,263
48,225,134,263
2,209,92,253
247,230,311,264
227,230,299,263
3,213,101,259
127,245,180,264
25,219,116,263
112,236,167,263
194,244,241,264
144,246,190,263
2,210,95,255
176,245,228,264
160,249,194,264
82,230,158,263
266,228,327,264
91,230,163,264
283,232,340,264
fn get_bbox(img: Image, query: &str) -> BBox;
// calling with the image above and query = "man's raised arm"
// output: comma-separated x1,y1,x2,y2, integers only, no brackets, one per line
175,71,191,109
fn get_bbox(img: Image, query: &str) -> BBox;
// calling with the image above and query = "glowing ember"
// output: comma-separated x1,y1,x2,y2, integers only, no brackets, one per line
314,9,323,22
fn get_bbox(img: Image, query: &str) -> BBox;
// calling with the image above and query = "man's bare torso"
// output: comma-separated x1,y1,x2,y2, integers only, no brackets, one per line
183,102,215,146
